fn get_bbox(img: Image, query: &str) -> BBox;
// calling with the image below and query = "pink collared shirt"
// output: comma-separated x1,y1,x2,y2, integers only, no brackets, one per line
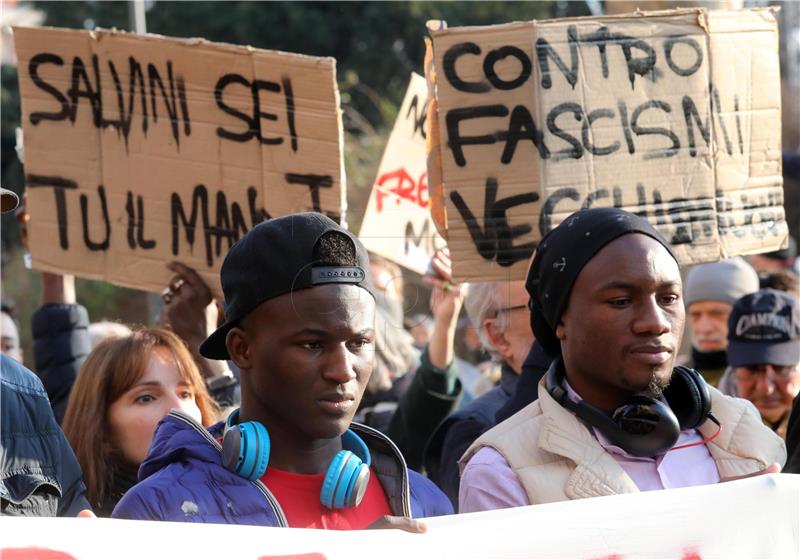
459,381,720,513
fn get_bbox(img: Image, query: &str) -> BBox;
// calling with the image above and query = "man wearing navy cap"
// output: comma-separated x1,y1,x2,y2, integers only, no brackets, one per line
718,289,800,438
113,212,451,528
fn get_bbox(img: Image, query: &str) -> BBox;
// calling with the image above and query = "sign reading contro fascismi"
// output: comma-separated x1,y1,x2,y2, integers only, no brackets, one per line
429,8,787,282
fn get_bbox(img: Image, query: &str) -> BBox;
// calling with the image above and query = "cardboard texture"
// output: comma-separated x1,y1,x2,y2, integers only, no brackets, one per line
428,8,786,282
14,26,344,297
359,73,446,274
424,34,448,239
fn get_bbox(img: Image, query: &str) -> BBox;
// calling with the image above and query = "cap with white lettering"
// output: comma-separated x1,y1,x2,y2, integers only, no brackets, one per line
727,289,800,368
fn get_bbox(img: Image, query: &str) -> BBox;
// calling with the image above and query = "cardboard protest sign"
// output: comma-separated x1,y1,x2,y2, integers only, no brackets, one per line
359,73,446,274
14,26,344,296
428,8,787,282
1,474,799,559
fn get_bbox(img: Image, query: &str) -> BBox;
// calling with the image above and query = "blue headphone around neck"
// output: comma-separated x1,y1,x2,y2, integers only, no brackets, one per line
221,409,372,509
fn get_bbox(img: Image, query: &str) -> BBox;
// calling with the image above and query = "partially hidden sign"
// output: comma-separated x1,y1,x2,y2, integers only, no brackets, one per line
359,73,445,274
429,8,787,282
14,26,345,296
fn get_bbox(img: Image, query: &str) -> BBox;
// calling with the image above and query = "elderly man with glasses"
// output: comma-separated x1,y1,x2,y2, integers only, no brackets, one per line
423,279,535,510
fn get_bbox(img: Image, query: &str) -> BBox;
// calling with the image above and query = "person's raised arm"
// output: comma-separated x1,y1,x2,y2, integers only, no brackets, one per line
158,262,238,406
387,249,464,469
425,250,465,372
26,190,90,423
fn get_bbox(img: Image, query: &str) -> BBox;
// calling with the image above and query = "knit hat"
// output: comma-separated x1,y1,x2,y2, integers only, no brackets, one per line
526,208,676,357
684,257,760,307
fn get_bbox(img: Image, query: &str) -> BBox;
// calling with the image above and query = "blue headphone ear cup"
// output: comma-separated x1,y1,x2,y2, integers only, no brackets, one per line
332,451,361,509
222,421,270,481
346,462,370,508
320,451,348,509
320,430,372,509
321,450,371,509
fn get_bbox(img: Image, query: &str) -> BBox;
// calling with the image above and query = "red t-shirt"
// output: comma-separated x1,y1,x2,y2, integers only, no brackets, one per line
260,466,392,529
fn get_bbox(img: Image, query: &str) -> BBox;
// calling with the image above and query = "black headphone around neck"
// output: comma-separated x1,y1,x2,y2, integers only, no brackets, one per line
545,358,717,457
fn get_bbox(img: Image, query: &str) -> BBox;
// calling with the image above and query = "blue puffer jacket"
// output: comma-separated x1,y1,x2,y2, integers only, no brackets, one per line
1,355,90,516
112,410,453,525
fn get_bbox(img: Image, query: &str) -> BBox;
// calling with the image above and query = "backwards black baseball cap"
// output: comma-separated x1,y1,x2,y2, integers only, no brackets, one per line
727,289,800,368
199,212,374,360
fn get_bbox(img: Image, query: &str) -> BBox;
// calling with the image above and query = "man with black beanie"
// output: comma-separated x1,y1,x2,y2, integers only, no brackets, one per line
459,208,785,512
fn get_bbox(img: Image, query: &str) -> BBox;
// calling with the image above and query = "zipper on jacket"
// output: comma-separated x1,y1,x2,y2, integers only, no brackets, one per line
168,410,289,527
351,422,412,518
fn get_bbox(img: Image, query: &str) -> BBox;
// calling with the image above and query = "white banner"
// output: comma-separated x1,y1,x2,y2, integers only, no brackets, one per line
1,474,798,559
359,73,446,274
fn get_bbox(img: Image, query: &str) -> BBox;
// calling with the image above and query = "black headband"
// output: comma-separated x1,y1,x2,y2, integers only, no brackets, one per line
526,208,677,356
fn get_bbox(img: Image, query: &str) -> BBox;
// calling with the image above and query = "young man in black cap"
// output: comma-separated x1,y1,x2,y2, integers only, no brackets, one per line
717,289,800,438
458,207,785,512
113,212,451,527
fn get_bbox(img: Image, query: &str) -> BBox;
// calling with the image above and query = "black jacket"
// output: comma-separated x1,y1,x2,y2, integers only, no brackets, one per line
494,341,553,425
386,347,461,471
32,303,91,424
785,393,800,474
424,363,519,510
1,355,91,516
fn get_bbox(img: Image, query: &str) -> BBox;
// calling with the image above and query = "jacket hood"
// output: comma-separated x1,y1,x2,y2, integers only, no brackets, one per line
138,412,223,480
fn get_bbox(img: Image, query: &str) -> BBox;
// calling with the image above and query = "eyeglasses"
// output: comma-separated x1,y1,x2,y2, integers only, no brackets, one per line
736,364,798,384
497,304,528,315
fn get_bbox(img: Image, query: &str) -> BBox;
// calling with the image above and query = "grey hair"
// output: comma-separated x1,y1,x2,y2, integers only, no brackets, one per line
88,321,133,350
462,282,513,354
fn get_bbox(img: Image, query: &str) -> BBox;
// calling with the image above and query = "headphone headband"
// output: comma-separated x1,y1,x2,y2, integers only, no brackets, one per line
221,409,372,509
341,428,371,465
546,361,624,437
224,408,241,433
544,358,711,457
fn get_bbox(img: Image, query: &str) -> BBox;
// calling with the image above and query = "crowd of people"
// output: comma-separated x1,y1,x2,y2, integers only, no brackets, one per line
1,184,799,531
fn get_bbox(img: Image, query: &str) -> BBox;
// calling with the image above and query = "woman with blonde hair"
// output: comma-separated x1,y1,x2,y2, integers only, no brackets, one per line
62,327,218,516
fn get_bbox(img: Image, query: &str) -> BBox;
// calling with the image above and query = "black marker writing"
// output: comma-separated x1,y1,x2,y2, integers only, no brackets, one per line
450,177,539,267
285,173,333,213
25,174,77,249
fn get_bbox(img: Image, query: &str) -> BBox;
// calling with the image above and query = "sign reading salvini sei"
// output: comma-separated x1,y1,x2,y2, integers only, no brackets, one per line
14,26,345,296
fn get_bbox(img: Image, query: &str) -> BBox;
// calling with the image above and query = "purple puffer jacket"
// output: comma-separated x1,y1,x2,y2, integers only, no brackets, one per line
112,410,453,525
